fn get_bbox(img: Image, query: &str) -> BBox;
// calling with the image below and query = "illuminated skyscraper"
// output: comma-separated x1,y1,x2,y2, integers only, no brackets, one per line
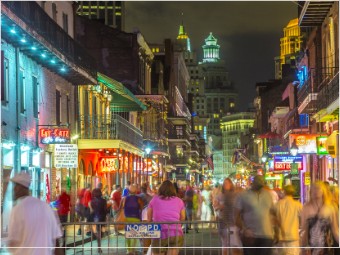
274,18,302,79
76,1,125,30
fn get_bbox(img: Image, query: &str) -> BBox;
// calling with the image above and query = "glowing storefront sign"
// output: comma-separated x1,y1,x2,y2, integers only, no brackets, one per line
316,136,328,155
274,155,303,171
100,157,119,172
289,134,318,154
39,128,70,144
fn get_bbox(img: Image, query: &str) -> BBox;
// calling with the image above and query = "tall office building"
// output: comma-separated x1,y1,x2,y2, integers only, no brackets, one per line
76,1,125,30
274,18,302,79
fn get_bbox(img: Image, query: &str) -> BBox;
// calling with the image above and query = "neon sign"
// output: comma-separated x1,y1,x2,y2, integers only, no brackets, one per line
316,136,328,155
100,157,119,172
39,128,70,144
274,155,303,171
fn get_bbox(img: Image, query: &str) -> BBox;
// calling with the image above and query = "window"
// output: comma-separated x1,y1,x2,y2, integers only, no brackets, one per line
1,52,9,106
32,76,39,118
62,13,68,33
19,69,26,114
176,126,183,137
52,3,57,21
56,90,61,125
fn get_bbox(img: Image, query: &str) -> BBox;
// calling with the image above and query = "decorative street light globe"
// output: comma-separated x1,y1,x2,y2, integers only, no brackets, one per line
261,153,269,163
145,147,151,155
290,139,299,156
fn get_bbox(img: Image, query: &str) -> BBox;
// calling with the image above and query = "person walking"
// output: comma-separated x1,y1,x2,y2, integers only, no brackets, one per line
147,180,186,255
139,183,153,254
120,184,144,255
7,172,62,255
234,175,275,255
201,185,212,226
216,178,242,255
56,189,71,248
273,185,302,255
83,183,93,236
301,181,339,255
89,188,107,254
184,180,194,233
110,184,123,235
75,187,85,235
122,180,131,197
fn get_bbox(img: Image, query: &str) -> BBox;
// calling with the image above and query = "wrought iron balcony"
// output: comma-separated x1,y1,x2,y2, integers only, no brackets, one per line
1,1,96,84
298,1,334,27
318,71,339,111
79,114,143,149
171,157,188,165
297,67,338,114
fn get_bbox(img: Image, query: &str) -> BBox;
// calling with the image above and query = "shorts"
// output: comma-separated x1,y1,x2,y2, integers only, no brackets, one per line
151,236,184,253
219,226,242,247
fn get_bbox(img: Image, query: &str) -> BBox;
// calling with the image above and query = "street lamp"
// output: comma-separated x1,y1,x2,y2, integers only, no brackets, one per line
290,139,299,156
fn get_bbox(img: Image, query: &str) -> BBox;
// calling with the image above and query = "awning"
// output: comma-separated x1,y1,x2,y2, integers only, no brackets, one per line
97,73,147,112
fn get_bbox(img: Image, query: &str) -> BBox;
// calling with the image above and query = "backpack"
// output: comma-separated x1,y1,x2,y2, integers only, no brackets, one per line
124,195,140,219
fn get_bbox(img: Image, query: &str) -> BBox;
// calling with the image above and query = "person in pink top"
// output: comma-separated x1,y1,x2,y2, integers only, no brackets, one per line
147,180,186,255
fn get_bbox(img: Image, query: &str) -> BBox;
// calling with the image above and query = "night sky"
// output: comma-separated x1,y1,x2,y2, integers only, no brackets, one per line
125,1,298,111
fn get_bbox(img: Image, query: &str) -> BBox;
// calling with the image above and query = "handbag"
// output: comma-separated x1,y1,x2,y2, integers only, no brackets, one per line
115,209,126,230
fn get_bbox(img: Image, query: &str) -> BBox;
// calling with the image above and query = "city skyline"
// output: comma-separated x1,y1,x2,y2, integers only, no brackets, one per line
125,1,298,110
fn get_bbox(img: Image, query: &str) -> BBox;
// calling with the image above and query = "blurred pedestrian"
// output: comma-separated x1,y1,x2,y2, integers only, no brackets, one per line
122,180,131,197
184,180,194,233
110,184,123,235
82,183,92,236
102,184,110,200
147,180,186,255
89,188,107,254
216,178,242,255
7,172,62,255
274,185,302,255
301,181,339,255
120,184,144,255
201,185,212,225
75,187,85,235
235,175,275,255
57,189,70,248
211,183,222,227
139,183,153,253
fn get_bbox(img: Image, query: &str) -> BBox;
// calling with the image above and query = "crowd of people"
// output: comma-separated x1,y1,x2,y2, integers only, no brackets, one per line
5,172,340,255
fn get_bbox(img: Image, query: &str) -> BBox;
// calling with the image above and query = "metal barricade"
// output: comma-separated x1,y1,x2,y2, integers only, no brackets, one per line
62,220,222,255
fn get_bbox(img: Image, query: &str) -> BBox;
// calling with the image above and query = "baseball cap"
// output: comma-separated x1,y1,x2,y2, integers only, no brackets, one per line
10,172,31,188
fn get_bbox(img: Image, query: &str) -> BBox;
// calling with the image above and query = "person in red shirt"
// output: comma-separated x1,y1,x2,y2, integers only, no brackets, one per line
57,189,71,223
110,184,122,235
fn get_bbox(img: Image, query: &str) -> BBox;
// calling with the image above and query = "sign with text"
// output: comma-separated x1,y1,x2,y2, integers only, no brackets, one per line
54,144,78,168
289,134,319,154
125,224,161,239
40,128,70,144
100,157,119,172
274,155,303,171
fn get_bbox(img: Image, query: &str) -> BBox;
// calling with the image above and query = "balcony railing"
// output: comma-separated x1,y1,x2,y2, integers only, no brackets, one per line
2,1,96,77
79,114,143,149
318,72,339,111
297,67,338,114
171,157,188,165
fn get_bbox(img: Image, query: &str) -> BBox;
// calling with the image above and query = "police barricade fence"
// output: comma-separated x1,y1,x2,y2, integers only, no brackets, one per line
60,220,223,255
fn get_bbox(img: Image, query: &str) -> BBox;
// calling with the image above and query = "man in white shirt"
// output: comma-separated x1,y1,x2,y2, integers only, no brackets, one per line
7,172,62,255
274,185,302,255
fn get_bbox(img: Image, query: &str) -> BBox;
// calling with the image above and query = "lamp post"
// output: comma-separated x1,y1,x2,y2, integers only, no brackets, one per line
145,147,151,184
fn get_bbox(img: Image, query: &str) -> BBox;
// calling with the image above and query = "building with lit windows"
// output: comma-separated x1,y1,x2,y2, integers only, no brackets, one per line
199,33,238,137
274,18,302,79
76,1,125,30
1,1,97,232
220,112,255,175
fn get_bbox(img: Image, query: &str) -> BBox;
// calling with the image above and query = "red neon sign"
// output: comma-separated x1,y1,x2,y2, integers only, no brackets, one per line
39,128,70,144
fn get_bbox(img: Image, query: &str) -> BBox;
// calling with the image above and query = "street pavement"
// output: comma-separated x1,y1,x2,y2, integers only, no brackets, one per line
64,225,222,255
